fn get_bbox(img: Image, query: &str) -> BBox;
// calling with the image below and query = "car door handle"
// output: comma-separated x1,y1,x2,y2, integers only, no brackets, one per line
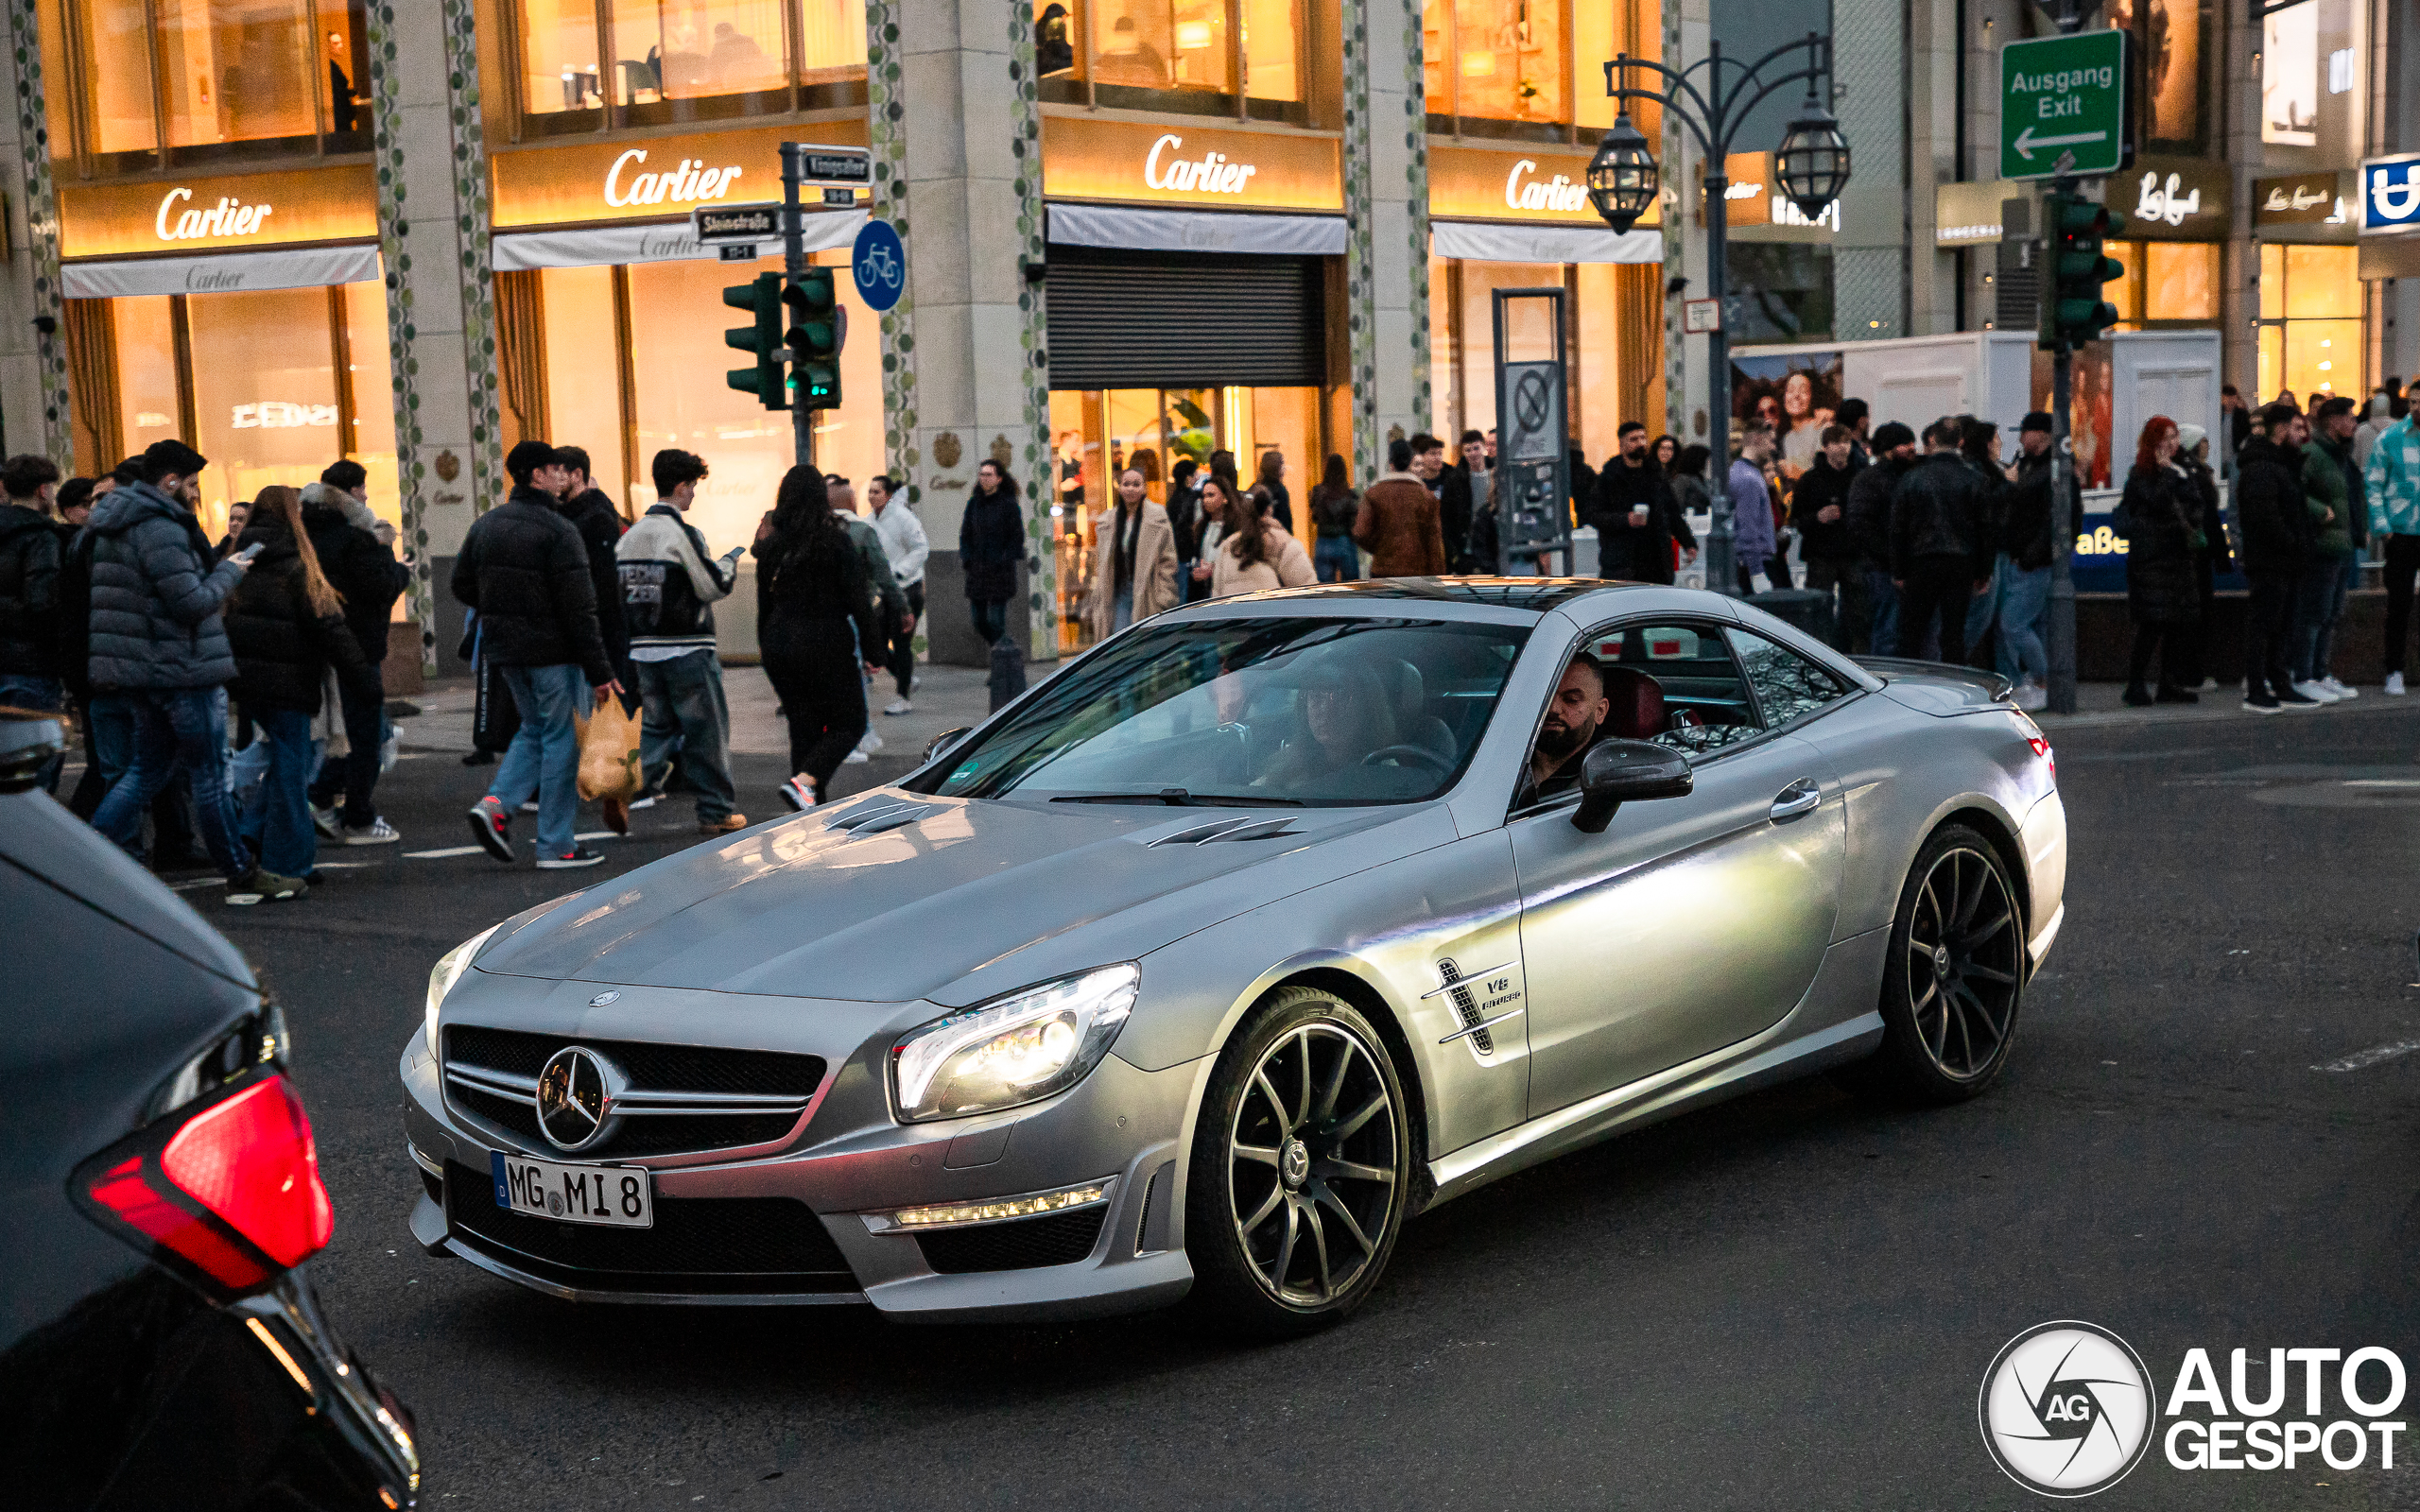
1770,779,1822,821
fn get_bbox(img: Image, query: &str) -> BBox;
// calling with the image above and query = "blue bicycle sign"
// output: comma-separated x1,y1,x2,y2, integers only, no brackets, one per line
852,218,906,312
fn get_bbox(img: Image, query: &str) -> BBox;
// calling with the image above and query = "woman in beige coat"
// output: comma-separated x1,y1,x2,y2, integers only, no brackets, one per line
1210,482,1318,597
1085,467,1181,641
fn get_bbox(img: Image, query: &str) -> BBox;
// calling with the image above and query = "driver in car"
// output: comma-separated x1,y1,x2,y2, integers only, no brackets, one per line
1254,662,1399,792
1517,653,1610,808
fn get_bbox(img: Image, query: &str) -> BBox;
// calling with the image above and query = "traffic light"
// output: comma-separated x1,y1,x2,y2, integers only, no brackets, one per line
723,272,787,409
2040,191,2128,350
785,266,843,411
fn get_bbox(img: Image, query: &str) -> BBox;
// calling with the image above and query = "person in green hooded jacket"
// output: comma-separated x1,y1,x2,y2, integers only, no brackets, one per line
2293,395,2366,701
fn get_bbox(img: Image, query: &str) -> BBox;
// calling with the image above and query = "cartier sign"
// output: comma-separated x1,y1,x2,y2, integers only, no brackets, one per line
1427,144,1651,225
1044,116,1341,211
58,164,375,259
491,122,868,230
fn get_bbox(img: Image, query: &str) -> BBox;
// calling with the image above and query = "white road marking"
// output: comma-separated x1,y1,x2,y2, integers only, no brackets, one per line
2312,1040,2420,1073
404,845,485,859
2342,779,2420,789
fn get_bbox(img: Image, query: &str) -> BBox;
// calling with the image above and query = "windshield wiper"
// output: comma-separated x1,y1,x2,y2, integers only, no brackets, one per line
1048,787,1304,808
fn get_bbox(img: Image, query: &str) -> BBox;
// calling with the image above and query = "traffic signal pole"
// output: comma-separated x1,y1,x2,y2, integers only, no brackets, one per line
780,143,814,469
2048,215,2078,716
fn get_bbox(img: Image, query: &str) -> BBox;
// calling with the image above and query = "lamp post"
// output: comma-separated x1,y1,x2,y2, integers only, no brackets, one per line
1587,33,1848,596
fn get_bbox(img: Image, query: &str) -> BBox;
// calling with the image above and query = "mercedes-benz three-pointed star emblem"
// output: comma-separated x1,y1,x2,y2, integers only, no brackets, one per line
534,1046,627,1153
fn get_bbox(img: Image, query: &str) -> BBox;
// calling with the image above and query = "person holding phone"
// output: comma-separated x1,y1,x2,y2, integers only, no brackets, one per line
616,448,746,836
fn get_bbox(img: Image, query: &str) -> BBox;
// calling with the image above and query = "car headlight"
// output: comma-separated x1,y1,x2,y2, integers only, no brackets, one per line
890,965,1140,1124
424,925,500,1057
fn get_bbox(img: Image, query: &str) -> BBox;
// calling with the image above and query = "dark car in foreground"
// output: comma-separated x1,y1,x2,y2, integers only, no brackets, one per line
0,710,420,1510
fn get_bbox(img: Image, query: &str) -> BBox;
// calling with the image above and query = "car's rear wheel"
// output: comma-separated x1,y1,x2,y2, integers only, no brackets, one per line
1847,824,2025,1104
1183,986,1409,1337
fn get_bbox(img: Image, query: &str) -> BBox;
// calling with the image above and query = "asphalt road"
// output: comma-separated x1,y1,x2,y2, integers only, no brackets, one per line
194,696,2420,1511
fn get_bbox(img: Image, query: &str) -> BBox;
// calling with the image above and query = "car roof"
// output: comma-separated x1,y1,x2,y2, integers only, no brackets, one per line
1167,577,1661,621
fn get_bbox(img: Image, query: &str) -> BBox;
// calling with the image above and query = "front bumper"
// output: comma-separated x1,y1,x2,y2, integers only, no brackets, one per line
399,999,1204,1322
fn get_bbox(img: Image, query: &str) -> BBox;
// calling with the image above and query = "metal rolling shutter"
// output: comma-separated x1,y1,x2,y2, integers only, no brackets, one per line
1045,248,1326,389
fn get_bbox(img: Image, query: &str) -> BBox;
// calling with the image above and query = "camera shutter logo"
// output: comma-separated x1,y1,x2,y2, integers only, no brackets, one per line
1979,1321,2156,1497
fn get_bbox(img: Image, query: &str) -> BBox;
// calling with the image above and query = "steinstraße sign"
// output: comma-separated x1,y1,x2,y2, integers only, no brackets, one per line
692,203,782,242
1999,29,2130,181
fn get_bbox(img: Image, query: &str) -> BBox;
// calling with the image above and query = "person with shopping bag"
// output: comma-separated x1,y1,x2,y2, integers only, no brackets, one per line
453,440,622,869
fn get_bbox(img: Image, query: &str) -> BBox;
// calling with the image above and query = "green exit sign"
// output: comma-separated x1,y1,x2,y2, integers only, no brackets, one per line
1999,29,2131,181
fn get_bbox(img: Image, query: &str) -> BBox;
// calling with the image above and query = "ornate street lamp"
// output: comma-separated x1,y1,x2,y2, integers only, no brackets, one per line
1592,32,1844,597
1775,91,1853,219
1585,112,1659,235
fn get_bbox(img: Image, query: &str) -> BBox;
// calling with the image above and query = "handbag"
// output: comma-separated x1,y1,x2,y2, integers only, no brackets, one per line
577,695,643,802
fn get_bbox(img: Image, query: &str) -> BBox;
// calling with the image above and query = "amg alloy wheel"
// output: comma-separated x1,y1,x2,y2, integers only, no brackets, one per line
1849,824,2025,1104
1184,987,1409,1335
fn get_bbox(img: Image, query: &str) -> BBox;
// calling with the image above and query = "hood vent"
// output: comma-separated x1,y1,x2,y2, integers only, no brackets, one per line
1145,816,1301,847
822,801,932,835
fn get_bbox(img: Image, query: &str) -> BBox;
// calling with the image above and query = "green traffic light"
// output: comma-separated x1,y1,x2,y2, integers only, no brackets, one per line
784,268,844,411
721,272,789,411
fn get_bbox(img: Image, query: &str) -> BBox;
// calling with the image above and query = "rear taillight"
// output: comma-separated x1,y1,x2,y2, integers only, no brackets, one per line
75,1073,334,1295
2027,734,2056,778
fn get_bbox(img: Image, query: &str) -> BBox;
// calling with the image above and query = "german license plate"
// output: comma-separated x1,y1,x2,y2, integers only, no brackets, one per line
490,1151,652,1228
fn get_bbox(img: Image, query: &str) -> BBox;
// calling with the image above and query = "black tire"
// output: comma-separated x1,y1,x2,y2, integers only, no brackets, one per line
1182,986,1411,1337
1842,824,2026,1105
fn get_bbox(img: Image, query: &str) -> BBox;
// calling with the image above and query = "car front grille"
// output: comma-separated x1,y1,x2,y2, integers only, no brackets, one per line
441,1025,825,1160
442,1162,856,1295
915,1206,1109,1274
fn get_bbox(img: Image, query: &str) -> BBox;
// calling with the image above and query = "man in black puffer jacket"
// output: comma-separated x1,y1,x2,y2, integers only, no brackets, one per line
299,462,410,843
2234,404,2319,710
1888,418,1993,665
1843,421,1916,654
84,439,276,897
554,445,633,708
453,440,620,869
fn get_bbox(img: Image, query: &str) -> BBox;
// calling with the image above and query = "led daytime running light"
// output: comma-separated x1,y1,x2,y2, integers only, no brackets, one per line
886,1180,1113,1230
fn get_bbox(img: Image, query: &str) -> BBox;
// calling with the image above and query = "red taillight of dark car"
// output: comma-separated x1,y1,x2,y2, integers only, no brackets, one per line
78,1074,334,1294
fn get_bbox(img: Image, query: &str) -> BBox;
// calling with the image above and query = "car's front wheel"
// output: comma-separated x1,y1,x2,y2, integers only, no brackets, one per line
1183,986,1410,1336
1847,823,2027,1104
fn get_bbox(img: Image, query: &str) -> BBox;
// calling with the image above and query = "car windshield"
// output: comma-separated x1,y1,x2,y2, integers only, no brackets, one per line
913,618,1531,806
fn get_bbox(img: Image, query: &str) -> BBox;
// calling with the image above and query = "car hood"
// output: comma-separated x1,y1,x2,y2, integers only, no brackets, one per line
472,792,1450,1005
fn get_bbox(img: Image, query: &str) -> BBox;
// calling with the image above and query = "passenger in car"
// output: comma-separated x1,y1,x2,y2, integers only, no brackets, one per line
1255,662,1399,792
1518,654,1611,807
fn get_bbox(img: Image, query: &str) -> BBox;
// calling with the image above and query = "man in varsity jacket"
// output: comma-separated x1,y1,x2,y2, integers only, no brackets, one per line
616,448,746,835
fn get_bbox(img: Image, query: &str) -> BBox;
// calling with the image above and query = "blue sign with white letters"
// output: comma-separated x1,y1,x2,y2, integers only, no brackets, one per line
2360,153,2420,236
851,217,906,312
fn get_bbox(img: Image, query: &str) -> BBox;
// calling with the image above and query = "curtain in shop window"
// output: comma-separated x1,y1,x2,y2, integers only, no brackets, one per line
1613,263,1664,438
494,269,550,454
62,299,123,475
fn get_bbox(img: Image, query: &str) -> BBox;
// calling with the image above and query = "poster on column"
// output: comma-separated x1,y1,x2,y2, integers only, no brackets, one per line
1729,351,1844,487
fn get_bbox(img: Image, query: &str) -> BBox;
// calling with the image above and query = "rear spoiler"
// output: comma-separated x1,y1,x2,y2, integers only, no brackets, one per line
1850,657,2014,704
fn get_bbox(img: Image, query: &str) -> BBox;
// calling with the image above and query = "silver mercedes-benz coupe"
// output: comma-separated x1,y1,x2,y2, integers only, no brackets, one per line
401,580,2066,1333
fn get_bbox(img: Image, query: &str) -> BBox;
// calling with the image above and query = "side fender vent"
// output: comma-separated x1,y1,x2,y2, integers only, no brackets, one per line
1436,958,1492,1056
823,801,932,835
1144,816,1301,847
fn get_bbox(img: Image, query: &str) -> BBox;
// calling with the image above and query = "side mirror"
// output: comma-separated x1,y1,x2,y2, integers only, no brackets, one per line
924,726,973,765
1571,739,1692,834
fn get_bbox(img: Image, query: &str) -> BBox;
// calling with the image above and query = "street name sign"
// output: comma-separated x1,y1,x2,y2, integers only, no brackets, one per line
1999,30,2130,181
693,203,782,242
793,145,872,185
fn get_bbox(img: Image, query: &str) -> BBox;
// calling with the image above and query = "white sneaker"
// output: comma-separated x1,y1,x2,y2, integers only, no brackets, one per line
2388,672,2408,696
2290,679,2342,704
2015,684,2048,713
858,730,884,753
340,816,401,846
2195,678,2219,694
843,749,871,764
310,804,342,841
882,698,914,715
2322,676,2358,700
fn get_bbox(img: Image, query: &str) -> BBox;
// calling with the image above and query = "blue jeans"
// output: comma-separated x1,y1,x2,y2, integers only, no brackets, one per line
970,599,1007,644
488,663,585,857
2291,553,2352,682
1112,587,1134,632
1865,570,1900,657
634,652,735,823
238,707,318,878
0,673,64,793
1997,563,2051,682
1315,537,1358,583
1964,556,2009,672
92,687,251,880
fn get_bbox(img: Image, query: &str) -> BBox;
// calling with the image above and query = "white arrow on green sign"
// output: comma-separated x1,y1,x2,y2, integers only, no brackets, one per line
1999,29,2129,181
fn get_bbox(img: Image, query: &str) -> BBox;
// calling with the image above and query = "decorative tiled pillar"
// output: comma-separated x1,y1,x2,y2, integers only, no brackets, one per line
1340,0,1376,484
1367,0,1427,450
865,0,919,495
4,0,70,469
367,0,497,671
892,1,1057,665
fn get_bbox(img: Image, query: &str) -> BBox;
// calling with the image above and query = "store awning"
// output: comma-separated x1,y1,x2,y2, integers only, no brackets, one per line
61,243,381,299
1047,203,1347,257
1429,220,1663,265
491,211,868,272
